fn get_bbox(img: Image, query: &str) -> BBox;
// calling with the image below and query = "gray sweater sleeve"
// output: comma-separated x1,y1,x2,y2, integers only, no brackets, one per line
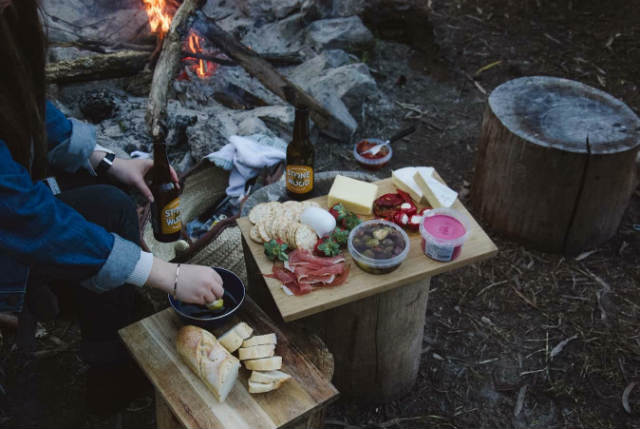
47,119,97,173
80,234,142,293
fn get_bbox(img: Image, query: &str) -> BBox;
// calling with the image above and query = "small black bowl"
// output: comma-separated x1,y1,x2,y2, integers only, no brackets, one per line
169,267,246,329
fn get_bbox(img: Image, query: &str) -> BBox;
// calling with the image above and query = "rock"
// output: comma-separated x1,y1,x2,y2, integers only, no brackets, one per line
300,0,334,21
305,16,374,53
311,63,378,114
237,0,303,21
287,50,355,83
331,0,368,17
241,13,306,55
185,113,230,160
78,90,118,123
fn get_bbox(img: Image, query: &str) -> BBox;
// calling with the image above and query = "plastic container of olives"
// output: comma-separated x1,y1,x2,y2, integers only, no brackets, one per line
348,219,410,274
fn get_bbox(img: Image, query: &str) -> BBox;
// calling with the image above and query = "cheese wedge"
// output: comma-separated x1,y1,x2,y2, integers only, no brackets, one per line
244,356,282,371
242,333,277,348
218,329,243,353
414,169,457,208
238,344,276,361
327,175,378,215
391,166,434,204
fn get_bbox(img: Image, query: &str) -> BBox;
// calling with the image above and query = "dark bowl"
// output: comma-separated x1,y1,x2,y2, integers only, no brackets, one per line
168,267,246,329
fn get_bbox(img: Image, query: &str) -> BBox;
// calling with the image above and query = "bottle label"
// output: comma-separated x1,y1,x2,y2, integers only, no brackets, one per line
286,165,313,194
160,197,182,234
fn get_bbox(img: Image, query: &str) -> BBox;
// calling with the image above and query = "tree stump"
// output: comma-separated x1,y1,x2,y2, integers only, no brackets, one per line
472,76,640,254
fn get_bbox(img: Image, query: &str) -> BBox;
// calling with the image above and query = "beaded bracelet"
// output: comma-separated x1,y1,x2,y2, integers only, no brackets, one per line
173,264,181,298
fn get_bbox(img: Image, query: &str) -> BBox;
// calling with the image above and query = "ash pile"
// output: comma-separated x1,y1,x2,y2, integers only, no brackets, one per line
42,0,414,172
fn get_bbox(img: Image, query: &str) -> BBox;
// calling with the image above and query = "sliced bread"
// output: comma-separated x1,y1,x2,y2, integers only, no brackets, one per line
248,380,278,394
244,356,282,371
242,333,277,348
233,322,254,340
238,344,275,361
218,329,243,353
249,370,291,387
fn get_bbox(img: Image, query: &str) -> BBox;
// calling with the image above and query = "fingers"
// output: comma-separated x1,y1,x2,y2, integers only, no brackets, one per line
169,166,180,190
136,178,154,202
202,290,216,305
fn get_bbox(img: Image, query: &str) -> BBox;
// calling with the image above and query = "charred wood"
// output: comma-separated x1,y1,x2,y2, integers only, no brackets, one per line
45,50,149,84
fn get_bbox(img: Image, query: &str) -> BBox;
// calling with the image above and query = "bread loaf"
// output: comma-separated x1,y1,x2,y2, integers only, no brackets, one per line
176,325,240,402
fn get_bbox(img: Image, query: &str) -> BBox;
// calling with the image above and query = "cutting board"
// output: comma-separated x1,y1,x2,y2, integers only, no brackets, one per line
237,175,498,322
119,297,338,429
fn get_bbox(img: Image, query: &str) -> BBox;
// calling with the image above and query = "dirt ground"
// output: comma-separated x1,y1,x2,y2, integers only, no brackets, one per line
2,0,640,427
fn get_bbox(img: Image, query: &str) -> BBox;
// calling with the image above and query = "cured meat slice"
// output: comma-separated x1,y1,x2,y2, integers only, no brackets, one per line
289,249,345,267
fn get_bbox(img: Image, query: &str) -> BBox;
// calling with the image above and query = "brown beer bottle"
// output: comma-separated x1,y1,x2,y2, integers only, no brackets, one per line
151,143,182,242
286,106,314,200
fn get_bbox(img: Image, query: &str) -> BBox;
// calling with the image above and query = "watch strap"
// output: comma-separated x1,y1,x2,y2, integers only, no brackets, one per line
96,152,116,176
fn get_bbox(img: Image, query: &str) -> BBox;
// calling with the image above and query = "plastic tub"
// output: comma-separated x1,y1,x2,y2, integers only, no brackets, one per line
353,138,392,170
348,219,410,274
419,208,471,262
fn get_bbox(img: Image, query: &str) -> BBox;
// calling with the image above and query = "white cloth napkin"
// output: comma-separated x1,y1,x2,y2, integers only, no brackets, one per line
204,134,287,198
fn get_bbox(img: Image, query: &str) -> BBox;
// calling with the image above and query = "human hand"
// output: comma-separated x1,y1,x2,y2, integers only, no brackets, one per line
108,157,179,202
146,258,224,305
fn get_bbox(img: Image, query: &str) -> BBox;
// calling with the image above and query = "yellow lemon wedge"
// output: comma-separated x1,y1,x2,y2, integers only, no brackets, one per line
206,298,224,311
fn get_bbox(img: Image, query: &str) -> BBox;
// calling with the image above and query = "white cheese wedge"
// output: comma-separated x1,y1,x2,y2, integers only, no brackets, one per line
414,169,458,208
327,175,378,215
391,166,434,204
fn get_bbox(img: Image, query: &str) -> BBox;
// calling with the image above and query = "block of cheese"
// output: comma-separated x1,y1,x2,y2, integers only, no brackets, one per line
414,169,458,208
327,175,378,215
391,166,434,204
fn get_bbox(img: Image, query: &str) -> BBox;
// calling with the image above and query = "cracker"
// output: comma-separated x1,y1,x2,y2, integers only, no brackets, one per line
295,224,318,251
248,203,271,224
287,223,300,249
257,221,271,242
249,226,263,243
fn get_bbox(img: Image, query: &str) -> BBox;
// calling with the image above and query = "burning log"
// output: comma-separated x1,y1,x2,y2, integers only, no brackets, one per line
193,13,353,140
146,0,206,143
45,50,150,84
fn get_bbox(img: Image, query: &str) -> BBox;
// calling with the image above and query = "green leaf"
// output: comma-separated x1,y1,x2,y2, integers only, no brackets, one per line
331,228,350,246
318,239,341,257
264,239,288,261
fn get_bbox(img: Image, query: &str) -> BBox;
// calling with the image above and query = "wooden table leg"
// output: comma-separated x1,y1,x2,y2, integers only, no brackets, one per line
155,389,185,429
297,277,431,403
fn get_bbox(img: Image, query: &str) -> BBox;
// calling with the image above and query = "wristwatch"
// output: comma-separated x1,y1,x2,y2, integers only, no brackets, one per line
95,152,116,176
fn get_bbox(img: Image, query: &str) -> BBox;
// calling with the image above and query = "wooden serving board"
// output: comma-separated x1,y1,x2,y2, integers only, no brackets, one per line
119,298,338,429
237,175,498,322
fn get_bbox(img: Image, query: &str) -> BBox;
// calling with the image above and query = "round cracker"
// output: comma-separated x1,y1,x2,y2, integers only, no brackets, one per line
257,221,271,242
248,203,271,224
287,223,300,249
249,225,263,243
295,224,318,251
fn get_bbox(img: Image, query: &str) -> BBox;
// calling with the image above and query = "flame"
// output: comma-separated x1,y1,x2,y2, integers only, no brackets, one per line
143,0,172,35
184,31,217,79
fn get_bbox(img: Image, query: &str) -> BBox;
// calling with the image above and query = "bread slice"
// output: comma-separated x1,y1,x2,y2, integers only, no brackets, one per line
242,333,277,348
233,322,254,340
238,344,275,361
244,356,282,371
248,380,278,394
218,329,243,353
176,325,240,402
249,370,291,386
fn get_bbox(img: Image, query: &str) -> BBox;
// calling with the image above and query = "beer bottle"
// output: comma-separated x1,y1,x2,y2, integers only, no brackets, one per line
286,106,314,200
151,143,182,242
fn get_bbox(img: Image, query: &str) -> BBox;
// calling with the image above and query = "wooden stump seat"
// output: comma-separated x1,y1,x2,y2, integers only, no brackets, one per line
472,76,640,254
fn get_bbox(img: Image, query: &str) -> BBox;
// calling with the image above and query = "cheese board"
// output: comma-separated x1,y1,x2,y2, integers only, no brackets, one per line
237,172,498,322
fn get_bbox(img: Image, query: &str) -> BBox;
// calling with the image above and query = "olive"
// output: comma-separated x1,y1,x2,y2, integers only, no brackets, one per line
364,249,375,258
382,238,394,247
366,238,380,247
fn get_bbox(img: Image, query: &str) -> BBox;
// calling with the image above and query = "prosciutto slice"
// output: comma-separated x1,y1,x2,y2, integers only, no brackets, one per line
263,250,349,295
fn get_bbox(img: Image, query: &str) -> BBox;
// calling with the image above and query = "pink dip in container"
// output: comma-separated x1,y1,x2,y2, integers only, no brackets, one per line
419,208,471,262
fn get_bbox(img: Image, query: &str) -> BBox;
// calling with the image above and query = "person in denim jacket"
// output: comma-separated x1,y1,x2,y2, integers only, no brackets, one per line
0,0,224,412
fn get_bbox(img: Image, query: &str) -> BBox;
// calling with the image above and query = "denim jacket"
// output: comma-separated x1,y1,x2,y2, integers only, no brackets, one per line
0,102,142,312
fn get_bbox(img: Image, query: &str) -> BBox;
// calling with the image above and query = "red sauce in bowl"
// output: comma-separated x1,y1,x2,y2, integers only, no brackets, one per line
354,140,391,170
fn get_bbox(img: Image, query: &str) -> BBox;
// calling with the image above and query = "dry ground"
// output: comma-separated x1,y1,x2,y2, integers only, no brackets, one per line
1,0,639,427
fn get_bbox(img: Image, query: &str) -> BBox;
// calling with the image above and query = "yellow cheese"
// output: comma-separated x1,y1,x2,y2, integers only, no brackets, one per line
327,175,378,215
414,169,458,208
391,166,434,204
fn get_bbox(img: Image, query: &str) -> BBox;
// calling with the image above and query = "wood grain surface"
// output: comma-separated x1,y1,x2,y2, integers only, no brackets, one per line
237,175,498,322
119,298,338,429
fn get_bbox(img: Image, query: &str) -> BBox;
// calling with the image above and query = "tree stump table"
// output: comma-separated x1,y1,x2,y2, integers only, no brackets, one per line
472,76,640,254
237,172,498,403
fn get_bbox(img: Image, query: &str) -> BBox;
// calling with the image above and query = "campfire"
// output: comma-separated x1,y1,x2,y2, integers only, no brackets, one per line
142,0,175,35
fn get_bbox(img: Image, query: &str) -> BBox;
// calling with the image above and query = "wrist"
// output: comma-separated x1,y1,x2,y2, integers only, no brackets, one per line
146,257,175,293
